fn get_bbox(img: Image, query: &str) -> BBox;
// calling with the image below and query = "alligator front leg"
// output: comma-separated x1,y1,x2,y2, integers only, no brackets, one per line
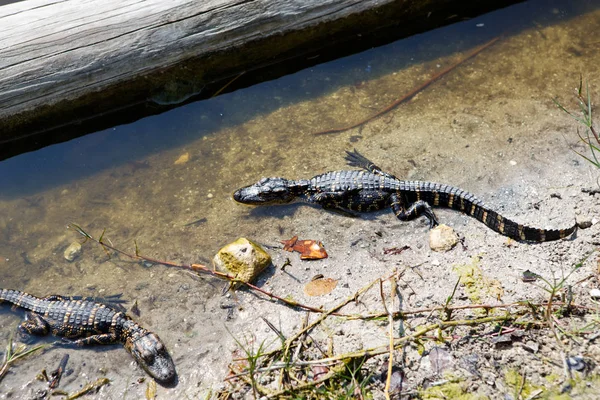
18,313,50,341
389,193,439,228
309,192,359,218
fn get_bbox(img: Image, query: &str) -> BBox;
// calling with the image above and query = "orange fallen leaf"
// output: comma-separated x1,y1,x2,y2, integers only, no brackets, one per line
304,277,338,296
281,236,328,260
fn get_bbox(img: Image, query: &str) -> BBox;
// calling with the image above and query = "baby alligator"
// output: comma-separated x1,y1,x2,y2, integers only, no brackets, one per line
0,288,176,384
233,149,576,242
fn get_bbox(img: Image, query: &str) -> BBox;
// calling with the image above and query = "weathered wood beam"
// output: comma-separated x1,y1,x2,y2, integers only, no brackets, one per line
0,0,522,160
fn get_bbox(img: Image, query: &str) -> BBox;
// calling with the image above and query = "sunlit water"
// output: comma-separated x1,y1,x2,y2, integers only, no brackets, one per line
1,0,600,397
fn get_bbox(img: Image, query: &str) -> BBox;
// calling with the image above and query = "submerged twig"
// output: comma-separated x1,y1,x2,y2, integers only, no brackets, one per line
49,353,69,389
313,36,500,135
211,71,245,98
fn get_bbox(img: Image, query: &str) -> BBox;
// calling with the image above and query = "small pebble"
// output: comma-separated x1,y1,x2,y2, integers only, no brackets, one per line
566,356,586,372
429,224,459,252
492,335,512,345
590,288,600,299
522,341,539,353
174,152,190,165
509,160,517,166
63,242,82,262
576,214,593,229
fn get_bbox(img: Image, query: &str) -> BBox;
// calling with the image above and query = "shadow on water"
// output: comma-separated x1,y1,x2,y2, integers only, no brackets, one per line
0,0,598,199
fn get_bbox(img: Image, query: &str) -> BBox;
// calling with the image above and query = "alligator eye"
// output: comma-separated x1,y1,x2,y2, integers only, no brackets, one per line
142,349,154,362
259,178,269,184
272,187,286,193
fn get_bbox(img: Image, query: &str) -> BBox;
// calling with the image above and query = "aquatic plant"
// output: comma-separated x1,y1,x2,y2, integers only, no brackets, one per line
554,77,599,170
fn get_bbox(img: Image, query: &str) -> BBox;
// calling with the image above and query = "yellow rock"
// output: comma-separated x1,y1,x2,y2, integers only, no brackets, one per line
213,238,272,289
174,152,190,165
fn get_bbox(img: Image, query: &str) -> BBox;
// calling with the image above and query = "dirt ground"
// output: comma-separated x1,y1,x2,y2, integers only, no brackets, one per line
1,2,600,399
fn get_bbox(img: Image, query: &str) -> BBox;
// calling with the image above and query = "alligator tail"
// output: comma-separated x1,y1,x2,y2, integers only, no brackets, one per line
470,205,577,242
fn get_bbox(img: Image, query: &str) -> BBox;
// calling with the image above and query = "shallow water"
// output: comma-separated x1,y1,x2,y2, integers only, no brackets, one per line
1,0,600,398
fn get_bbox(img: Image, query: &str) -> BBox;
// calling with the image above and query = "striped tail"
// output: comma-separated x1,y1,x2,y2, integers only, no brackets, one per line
469,205,577,242
0,289,40,311
405,182,577,242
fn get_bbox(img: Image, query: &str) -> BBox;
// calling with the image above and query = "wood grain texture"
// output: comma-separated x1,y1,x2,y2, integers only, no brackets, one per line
0,0,375,116
0,0,522,159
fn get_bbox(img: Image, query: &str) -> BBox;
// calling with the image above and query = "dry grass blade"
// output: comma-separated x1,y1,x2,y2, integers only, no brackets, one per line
0,337,46,383
145,379,157,399
64,377,110,400
381,275,398,399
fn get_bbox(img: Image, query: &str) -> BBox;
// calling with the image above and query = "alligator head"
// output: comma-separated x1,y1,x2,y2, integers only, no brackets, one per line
126,332,177,385
233,177,296,204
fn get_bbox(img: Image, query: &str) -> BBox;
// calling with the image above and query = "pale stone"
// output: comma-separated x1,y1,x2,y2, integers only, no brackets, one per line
590,288,600,299
174,152,190,165
64,242,82,262
576,214,592,229
429,224,459,252
213,238,272,289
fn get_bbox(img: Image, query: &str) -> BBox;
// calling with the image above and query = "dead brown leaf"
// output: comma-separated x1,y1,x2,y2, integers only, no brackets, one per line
304,277,338,296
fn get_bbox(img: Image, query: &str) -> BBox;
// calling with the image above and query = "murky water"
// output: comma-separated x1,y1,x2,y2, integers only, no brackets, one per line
1,0,600,398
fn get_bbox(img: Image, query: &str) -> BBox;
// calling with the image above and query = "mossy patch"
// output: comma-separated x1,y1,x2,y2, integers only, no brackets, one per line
453,255,503,306
504,368,600,399
420,378,488,400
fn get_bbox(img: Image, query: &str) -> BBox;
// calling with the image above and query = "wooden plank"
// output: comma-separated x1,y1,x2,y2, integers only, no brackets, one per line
0,0,522,160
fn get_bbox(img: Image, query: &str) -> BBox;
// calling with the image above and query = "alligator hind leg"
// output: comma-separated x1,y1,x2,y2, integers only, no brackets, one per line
54,332,119,347
389,193,439,228
345,149,396,179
